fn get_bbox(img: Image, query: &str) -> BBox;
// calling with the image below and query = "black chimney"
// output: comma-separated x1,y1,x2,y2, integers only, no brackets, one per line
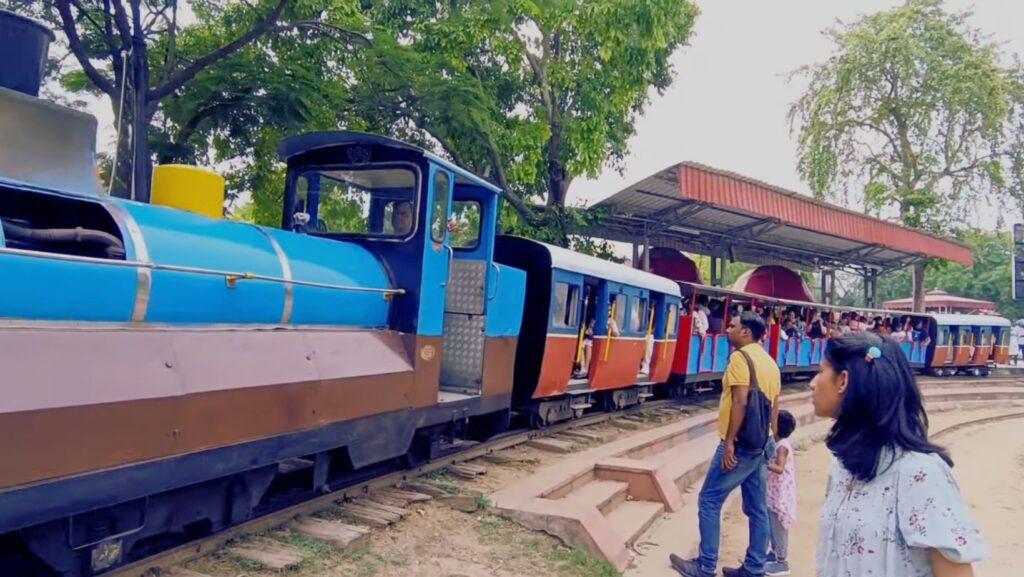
0,10,55,97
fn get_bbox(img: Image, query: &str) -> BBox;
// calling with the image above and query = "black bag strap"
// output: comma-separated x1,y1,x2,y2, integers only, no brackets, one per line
736,349,761,393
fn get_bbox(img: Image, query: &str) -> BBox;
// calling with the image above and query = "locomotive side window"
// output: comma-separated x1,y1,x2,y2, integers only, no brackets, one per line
431,171,451,243
294,166,417,239
450,200,481,250
553,283,580,328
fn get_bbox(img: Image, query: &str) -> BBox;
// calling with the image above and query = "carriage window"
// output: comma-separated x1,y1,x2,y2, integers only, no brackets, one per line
295,166,417,238
667,304,678,336
631,298,648,333
431,171,450,243
553,283,580,328
451,200,481,249
612,295,626,331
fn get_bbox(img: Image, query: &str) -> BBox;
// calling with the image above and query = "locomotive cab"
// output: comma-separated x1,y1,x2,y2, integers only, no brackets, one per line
278,132,525,404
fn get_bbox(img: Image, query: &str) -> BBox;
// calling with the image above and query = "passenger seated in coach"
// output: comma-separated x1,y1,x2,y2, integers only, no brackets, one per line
693,296,710,337
708,299,725,334
807,312,828,339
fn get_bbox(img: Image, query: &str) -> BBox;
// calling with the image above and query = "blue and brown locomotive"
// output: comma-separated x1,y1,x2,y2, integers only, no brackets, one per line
0,12,679,575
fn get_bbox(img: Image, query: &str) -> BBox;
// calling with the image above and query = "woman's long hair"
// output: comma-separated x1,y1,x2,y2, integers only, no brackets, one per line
823,333,951,481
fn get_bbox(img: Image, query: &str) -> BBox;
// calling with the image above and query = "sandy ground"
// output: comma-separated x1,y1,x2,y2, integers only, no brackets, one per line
627,406,1024,577
715,408,1024,577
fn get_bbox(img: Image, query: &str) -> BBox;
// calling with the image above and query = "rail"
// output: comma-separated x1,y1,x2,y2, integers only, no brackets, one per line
0,246,405,296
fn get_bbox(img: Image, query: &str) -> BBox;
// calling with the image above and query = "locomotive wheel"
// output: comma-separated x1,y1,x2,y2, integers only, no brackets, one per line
572,408,585,419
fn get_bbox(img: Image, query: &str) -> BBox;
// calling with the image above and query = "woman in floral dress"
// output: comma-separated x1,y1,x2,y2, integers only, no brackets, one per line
811,333,986,577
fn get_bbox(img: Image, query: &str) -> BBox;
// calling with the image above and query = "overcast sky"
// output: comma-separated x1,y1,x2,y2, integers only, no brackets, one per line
569,0,1024,231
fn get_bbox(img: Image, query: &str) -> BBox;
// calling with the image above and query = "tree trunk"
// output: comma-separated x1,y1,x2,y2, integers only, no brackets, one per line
130,35,151,202
911,260,927,312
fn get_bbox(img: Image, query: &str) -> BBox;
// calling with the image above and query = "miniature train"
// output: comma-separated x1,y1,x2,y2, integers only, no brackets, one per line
0,12,1009,575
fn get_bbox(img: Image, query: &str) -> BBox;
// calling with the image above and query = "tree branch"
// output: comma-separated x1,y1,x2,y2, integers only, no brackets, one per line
149,0,289,101
108,0,133,46
54,0,116,97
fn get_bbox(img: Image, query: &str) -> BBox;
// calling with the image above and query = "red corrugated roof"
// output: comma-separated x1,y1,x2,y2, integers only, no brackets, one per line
884,290,994,310
677,163,973,266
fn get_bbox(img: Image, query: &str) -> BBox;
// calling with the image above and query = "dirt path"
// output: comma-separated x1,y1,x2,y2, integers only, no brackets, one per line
713,408,1024,576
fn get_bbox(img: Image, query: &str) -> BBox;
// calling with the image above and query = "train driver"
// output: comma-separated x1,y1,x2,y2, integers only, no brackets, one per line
390,200,414,235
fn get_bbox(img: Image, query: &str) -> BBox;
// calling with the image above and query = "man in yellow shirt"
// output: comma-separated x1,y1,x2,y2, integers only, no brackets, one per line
671,312,781,577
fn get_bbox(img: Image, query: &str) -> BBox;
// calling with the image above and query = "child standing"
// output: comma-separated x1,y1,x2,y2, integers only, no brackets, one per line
765,410,797,576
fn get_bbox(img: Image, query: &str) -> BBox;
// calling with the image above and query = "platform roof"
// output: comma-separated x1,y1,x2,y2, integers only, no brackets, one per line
586,162,973,273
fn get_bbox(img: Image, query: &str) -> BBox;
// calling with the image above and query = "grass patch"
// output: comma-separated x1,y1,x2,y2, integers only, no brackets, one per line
233,556,264,572
475,515,510,543
475,494,492,510
285,533,333,557
545,546,619,577
339,548,381,577
422,469,455,482
420,470,463,494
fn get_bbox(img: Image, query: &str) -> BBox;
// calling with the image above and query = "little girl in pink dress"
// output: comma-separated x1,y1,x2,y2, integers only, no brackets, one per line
765,410,797,576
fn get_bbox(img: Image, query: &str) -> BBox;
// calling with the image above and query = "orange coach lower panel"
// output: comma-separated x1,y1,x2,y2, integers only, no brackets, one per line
588,338,645,391
649,339,677,383
533,334,578,399
931,345,953,367
954,345,974,366
993,345,1010,365
971,345,993,366
0,328,442,492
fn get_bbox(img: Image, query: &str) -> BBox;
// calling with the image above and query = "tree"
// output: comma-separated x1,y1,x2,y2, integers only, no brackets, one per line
359,0,699,243
10,0,362,201
874,229,1023,319
790,0,1016,311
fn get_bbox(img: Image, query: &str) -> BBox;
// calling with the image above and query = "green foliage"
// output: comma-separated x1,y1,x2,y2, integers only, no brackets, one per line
360,0,698,243
874,229,1022,319
791,0,1014,233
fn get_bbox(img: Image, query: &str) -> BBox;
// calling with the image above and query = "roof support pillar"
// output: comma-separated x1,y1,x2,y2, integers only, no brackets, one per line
710,256,720,287
867,269,878,309
820,269,836,305
643,224,651,272
632,241,639,269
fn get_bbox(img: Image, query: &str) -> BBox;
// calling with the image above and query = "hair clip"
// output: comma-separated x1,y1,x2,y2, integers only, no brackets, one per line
865,346,882,362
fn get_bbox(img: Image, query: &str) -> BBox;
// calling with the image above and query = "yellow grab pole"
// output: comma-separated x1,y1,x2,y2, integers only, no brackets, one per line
574,296,589,365
603,299,617,361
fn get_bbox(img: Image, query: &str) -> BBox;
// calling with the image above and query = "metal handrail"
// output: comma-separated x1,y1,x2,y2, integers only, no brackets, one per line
0,246,405,296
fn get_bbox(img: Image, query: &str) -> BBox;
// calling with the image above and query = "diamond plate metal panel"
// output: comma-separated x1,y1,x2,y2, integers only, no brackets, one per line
440,313,485,392
445,259,486,315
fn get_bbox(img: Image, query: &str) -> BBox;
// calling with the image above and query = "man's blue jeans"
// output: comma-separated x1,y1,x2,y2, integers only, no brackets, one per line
696,441,769,575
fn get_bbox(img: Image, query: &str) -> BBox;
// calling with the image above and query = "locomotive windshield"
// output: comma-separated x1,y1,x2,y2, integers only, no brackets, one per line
292,165,418,239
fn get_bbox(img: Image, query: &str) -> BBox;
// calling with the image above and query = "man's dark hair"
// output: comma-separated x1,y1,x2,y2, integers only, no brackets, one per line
738,311,766,341
777,410,797,439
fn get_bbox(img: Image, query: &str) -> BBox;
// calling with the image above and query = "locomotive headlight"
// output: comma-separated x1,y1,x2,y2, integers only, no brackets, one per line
91,538,123,572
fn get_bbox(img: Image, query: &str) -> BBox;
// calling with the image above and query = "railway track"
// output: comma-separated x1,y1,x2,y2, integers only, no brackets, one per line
104,394,717,577
98,375,1020,576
